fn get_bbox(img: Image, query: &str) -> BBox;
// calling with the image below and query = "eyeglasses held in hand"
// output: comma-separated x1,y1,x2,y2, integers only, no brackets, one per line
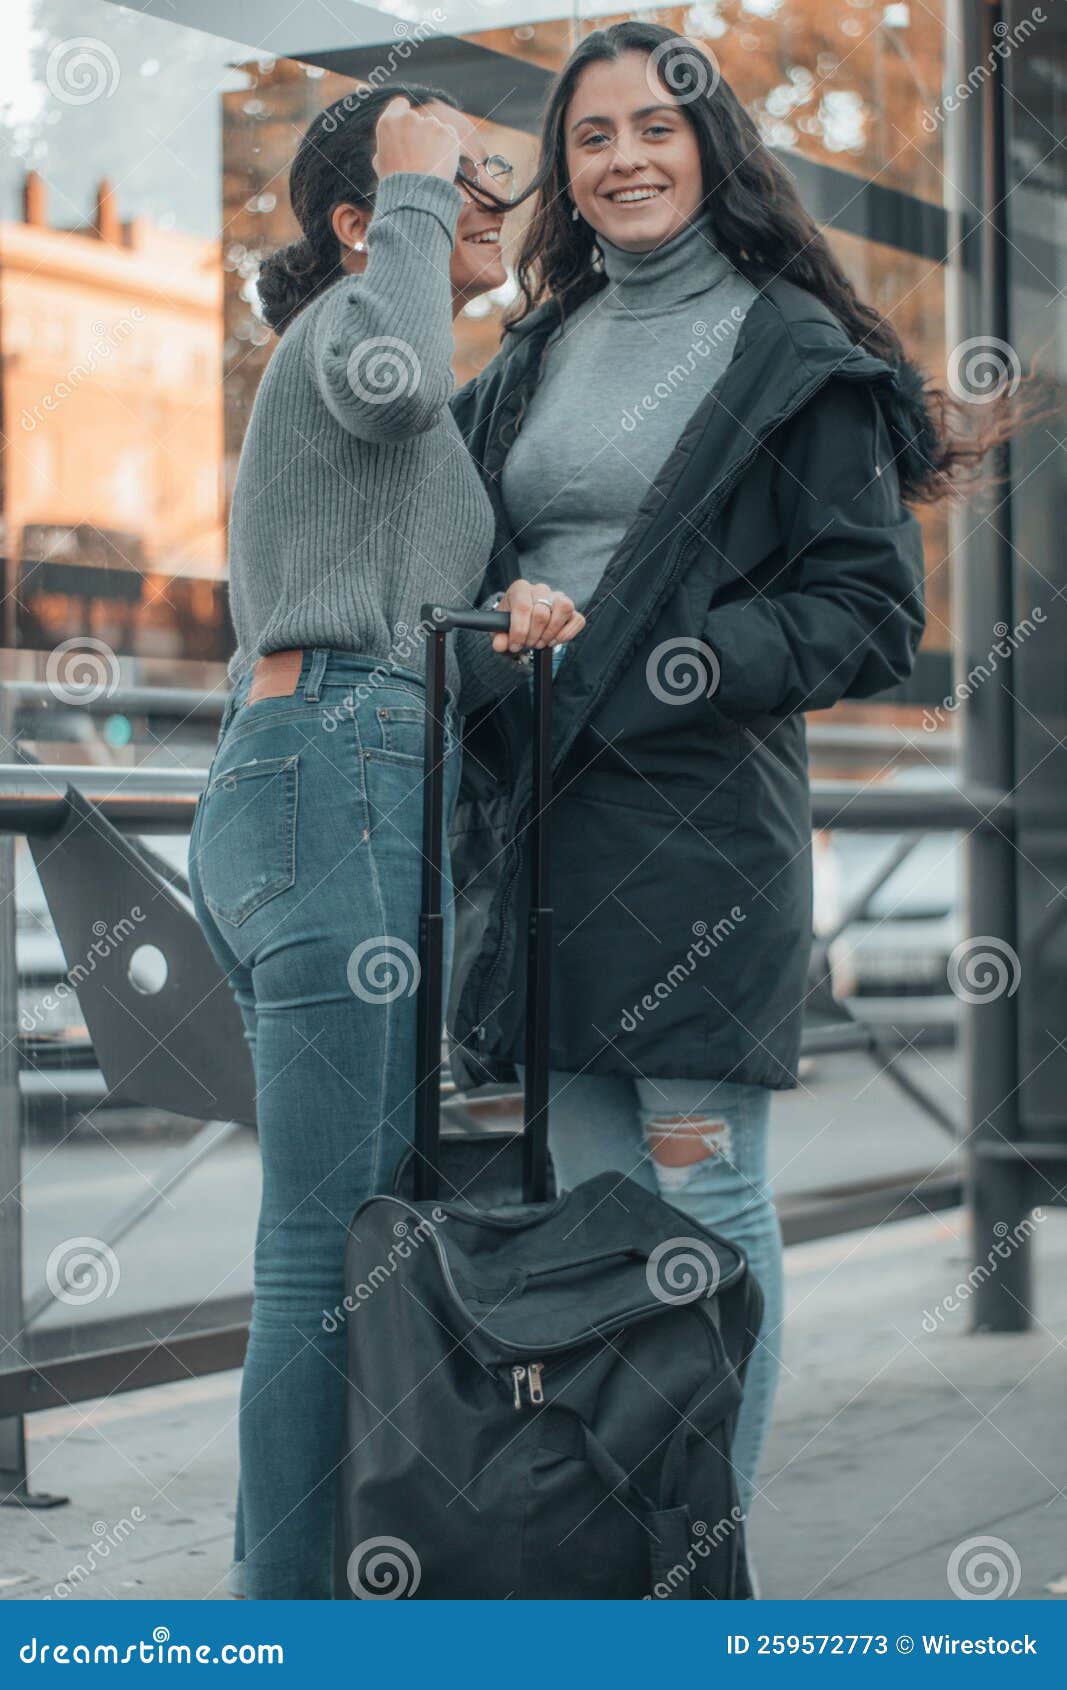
455,152,516,206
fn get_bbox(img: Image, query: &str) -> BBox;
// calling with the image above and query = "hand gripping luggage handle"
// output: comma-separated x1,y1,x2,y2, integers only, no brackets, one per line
413,603,554,1205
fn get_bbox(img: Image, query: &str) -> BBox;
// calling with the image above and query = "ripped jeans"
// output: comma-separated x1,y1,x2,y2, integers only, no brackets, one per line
515,1066,783,1517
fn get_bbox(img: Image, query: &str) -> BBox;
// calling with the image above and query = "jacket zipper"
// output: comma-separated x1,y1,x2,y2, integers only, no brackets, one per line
510,1360,546,1409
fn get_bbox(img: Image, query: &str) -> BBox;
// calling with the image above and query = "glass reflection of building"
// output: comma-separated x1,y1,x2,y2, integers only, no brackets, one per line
0,0,970,708
1,170,225,660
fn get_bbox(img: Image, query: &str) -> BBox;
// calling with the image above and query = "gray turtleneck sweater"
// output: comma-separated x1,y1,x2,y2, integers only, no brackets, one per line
501,214,759,618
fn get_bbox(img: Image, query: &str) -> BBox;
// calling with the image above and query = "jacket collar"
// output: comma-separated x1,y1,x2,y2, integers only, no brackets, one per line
493,274,930,486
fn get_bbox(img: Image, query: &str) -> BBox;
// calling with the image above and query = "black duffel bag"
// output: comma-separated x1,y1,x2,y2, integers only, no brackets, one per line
335,610,763,1600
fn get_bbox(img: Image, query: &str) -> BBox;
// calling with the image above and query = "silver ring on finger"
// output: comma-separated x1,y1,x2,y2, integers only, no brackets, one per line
534,596,554,609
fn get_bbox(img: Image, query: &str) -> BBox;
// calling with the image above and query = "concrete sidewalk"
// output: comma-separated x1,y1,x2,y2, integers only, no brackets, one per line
748,1207,1067,1600
4,1207,1065,1602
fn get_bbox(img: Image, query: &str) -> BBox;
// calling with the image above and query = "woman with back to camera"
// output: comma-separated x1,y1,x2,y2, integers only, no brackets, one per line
448,22,1051,1554
187,84,582,1601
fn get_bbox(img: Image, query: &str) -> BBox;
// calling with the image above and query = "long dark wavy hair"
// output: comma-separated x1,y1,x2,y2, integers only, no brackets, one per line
508,22,1055,506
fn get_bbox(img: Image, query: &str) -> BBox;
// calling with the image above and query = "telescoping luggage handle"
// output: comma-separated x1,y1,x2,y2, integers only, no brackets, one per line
414,604,553,1206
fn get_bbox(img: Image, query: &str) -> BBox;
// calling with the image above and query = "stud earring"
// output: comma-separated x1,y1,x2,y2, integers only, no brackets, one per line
570,204,580,223
352,239,366,253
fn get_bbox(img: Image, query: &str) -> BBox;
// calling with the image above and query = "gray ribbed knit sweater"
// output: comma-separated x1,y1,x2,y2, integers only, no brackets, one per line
226,171,524,714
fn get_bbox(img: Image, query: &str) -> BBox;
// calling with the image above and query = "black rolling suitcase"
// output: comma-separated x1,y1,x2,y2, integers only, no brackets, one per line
335,605,763,1600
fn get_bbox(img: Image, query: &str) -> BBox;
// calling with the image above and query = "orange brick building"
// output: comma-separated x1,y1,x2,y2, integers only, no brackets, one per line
0,172,226,658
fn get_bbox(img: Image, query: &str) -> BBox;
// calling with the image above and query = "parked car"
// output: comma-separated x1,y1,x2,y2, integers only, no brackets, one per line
815,768,961,1039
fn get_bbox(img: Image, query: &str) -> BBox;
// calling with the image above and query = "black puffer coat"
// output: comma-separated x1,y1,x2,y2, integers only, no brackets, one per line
447,275,929,1090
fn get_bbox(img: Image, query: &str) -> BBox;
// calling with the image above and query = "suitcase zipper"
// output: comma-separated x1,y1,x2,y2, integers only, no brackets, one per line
381,1196,743,1355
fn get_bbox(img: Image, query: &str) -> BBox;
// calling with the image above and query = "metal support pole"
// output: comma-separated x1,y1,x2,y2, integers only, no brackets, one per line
951,1,1030,1330
0,824,30,1501
0,688,66,1506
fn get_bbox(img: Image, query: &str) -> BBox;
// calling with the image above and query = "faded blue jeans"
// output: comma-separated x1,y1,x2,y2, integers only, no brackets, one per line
187,648,462,1599
515,1066,783,1519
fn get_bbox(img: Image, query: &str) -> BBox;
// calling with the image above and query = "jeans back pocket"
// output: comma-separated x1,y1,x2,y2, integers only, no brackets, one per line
364,689,458,767
195,751,299,927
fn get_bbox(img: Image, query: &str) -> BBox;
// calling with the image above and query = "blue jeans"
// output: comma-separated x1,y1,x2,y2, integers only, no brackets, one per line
187,648,462,1599
515,1066,783,1518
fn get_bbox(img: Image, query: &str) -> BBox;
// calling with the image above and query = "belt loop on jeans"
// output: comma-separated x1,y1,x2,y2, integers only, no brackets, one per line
218,676,241,739
302,649,328,702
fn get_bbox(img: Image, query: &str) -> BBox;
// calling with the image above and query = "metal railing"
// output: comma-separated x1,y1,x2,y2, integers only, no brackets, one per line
0,726,952,1452
0,695,1056,1508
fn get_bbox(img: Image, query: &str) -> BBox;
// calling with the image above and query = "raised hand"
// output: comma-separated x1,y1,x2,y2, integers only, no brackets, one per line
372,96,462,187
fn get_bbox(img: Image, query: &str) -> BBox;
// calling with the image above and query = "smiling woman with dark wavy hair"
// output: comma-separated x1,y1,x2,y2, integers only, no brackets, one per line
507,21,1050,505
447,22,1055,1565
